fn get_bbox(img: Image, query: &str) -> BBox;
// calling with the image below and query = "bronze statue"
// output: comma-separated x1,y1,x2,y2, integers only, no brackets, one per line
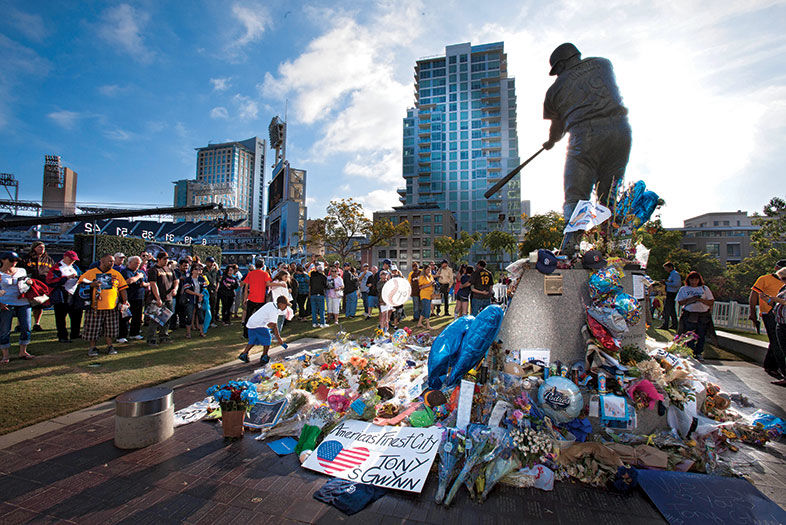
542,43,632,254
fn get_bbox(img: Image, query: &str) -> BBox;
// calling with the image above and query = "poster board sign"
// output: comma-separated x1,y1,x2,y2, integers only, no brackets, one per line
302,420,442,493
520,348,551,364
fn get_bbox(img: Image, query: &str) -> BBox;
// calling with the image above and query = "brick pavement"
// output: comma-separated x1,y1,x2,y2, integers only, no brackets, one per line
1,350,784,523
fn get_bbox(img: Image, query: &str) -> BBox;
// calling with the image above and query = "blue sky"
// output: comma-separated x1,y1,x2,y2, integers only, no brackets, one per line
2,0,784,227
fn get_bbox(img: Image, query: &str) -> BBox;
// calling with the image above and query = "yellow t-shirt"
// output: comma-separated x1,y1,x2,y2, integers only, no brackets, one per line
418,274,434,300
79,268,128,310
753,274,783,314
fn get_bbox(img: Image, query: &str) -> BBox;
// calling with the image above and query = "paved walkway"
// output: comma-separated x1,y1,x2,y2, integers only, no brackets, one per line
1,341,784,524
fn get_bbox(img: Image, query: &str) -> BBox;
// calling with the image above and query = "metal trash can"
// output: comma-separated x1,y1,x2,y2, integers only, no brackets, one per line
115,386,174,449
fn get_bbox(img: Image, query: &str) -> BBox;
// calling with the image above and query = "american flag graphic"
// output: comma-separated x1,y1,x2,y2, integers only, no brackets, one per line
316,440,370,474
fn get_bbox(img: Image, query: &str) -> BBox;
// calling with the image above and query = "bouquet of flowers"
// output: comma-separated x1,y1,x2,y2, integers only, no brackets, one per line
666,332,697,357
434,429,466,504
206,381,259,412
509,427,555,467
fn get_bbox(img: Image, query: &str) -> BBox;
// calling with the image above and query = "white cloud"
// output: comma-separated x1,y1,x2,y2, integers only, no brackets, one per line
344,151,402,184
104,128,134,141
7,7,46,43
210,106,229,120
98,4,154,63
47,110,84,130
229,3,270,51
233,94,258,120
210,77,231,91
98,84,130,97
356,189,401,216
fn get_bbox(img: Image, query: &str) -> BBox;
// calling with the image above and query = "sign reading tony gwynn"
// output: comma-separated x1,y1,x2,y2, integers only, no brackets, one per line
302,420,443,493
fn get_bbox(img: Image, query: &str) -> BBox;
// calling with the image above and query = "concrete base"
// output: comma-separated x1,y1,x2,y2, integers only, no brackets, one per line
497,267,646,365
115,406,174,449
715,330,767,364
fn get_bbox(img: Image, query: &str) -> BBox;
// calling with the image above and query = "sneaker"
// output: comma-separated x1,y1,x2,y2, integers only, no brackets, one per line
260,355,270,365
131,335,144,340
320,324,329,328
107,346,118,355
312,323,318,328
116,338,128,344
87,348,99,357
32,324,43,332
238,353,250,363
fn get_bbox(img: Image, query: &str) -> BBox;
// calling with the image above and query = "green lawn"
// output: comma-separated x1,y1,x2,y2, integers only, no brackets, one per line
0,305,458,435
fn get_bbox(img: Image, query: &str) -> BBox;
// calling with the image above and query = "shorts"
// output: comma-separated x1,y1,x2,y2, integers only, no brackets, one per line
248,327,272,346
327,297,342,314
367,296,379,308
456,296,469,303
82,309,120,341
380,304,393,313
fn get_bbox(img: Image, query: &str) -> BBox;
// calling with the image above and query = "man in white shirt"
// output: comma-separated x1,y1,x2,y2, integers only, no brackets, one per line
238,296,289,365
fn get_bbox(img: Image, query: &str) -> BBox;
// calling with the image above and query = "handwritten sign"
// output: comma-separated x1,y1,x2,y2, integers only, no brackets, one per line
302,420,442,493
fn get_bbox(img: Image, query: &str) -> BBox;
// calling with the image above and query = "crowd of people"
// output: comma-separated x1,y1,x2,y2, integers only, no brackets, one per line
8,241,783,385
0,245,512,365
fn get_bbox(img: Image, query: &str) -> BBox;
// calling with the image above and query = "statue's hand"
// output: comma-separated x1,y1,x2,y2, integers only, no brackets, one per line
543,140,555,150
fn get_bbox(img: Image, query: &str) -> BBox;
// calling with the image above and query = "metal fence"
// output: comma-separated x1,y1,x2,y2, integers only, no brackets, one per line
677,301,757,333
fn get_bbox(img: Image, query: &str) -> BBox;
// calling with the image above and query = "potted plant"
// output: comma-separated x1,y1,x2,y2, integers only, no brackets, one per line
206,381,259,438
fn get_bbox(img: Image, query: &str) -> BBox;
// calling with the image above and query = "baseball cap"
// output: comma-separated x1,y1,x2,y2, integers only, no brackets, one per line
362,263,369,268
441,259,448,265
206,256,215,263
334,260,341,265
0,251,19,261
63,250,80,262
114,252,125,258
581,250,607,270
536,249,558,274
382,259,391,266
390,264,398,271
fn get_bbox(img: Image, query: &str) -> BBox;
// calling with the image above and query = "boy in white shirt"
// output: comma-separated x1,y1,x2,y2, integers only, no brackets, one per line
238,296,289,365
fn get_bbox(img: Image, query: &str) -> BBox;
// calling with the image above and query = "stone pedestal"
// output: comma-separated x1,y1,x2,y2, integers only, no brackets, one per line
497,267,646,365
115,386,174,449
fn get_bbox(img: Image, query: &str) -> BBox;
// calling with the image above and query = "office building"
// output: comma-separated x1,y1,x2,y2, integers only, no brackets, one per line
372,204,457,270
399,42,521,263
176,137,266,229
42,155,77,216
678,211,759,266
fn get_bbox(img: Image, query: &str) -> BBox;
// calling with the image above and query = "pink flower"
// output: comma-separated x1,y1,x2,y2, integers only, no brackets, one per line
626,379,664,410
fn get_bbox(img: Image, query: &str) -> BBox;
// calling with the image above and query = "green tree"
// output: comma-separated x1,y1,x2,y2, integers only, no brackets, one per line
434,231,480,265
751,196,786,257
636,219,683,280
519,211,565,256
305,198,410,260
664,248,724,283
482,230,518,264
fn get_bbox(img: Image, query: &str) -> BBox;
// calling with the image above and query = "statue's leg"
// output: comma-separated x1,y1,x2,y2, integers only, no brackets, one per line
561,128,595,254
596,120,632,211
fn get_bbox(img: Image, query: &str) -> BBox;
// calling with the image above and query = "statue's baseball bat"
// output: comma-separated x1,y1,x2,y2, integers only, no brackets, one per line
483,147,545,199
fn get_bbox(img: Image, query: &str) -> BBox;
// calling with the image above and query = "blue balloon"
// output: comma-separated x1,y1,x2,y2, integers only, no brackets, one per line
446,305,505,387
537,376,583,423
428,316,473,389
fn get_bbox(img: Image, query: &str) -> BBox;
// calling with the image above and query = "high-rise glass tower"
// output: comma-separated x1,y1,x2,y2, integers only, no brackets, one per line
399,42,521,262
176,137,266,229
